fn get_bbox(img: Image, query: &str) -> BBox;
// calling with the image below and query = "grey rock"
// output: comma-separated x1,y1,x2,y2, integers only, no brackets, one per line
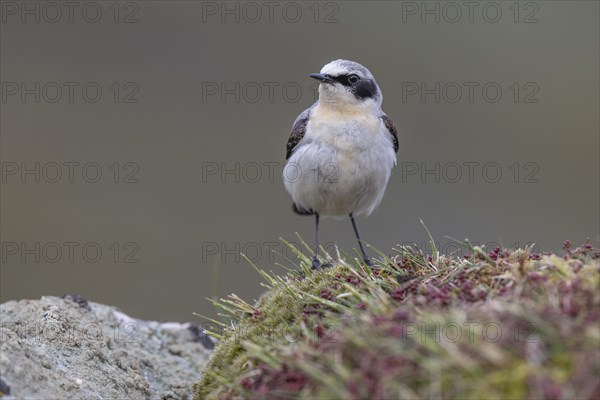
0,296,214,399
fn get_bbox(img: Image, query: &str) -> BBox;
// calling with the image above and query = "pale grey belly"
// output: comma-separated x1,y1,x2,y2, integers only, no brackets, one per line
284,141,393,217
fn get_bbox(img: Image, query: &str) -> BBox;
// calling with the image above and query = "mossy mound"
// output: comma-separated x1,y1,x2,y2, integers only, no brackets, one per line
194,241,599,399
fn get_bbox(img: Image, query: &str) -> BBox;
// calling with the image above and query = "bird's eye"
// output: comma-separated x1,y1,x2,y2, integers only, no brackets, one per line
348,74,360,84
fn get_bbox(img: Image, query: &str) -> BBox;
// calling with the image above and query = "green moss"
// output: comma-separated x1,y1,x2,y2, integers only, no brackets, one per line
194,242,600,399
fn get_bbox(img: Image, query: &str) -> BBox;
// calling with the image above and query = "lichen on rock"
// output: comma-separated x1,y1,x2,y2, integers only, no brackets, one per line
0,296,214,399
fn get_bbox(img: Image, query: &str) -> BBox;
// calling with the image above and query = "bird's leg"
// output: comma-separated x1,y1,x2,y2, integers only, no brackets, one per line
349,213,373,267
311,213,331,270
312,213,321,269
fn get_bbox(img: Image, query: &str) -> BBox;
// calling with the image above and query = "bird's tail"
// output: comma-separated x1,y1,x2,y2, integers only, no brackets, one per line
292,203,313,216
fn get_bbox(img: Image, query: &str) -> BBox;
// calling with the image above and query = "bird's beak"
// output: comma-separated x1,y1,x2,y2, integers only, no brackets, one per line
309,73,335,85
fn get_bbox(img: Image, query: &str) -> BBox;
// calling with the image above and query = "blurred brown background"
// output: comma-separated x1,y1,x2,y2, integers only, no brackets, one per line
1,1,598,322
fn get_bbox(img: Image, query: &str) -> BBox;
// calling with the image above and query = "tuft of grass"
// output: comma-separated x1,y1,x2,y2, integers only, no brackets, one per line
193,240,600,400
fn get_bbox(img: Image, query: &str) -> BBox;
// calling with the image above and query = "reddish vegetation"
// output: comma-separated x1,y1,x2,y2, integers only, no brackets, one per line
197,241,600,400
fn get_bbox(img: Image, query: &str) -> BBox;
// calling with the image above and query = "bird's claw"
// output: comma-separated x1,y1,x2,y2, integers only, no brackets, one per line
311,258,332,270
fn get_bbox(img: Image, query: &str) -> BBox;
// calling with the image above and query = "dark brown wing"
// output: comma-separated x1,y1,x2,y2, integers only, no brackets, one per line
286,117,309,160
381,115,399,153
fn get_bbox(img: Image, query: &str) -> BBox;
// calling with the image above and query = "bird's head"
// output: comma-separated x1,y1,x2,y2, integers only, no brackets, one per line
310,59,382,110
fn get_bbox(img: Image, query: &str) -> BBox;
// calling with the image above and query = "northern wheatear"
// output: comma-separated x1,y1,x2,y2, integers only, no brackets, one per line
284,59,398,269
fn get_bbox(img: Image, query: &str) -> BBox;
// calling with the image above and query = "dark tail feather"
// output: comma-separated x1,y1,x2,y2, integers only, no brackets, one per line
292,203,313,216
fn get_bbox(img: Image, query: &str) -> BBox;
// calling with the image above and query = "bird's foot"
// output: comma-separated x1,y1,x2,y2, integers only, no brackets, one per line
363,257,375,268
311,258,332,270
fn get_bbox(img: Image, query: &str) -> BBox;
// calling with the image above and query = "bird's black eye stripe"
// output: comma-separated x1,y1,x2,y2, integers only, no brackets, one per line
332,74,360,86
